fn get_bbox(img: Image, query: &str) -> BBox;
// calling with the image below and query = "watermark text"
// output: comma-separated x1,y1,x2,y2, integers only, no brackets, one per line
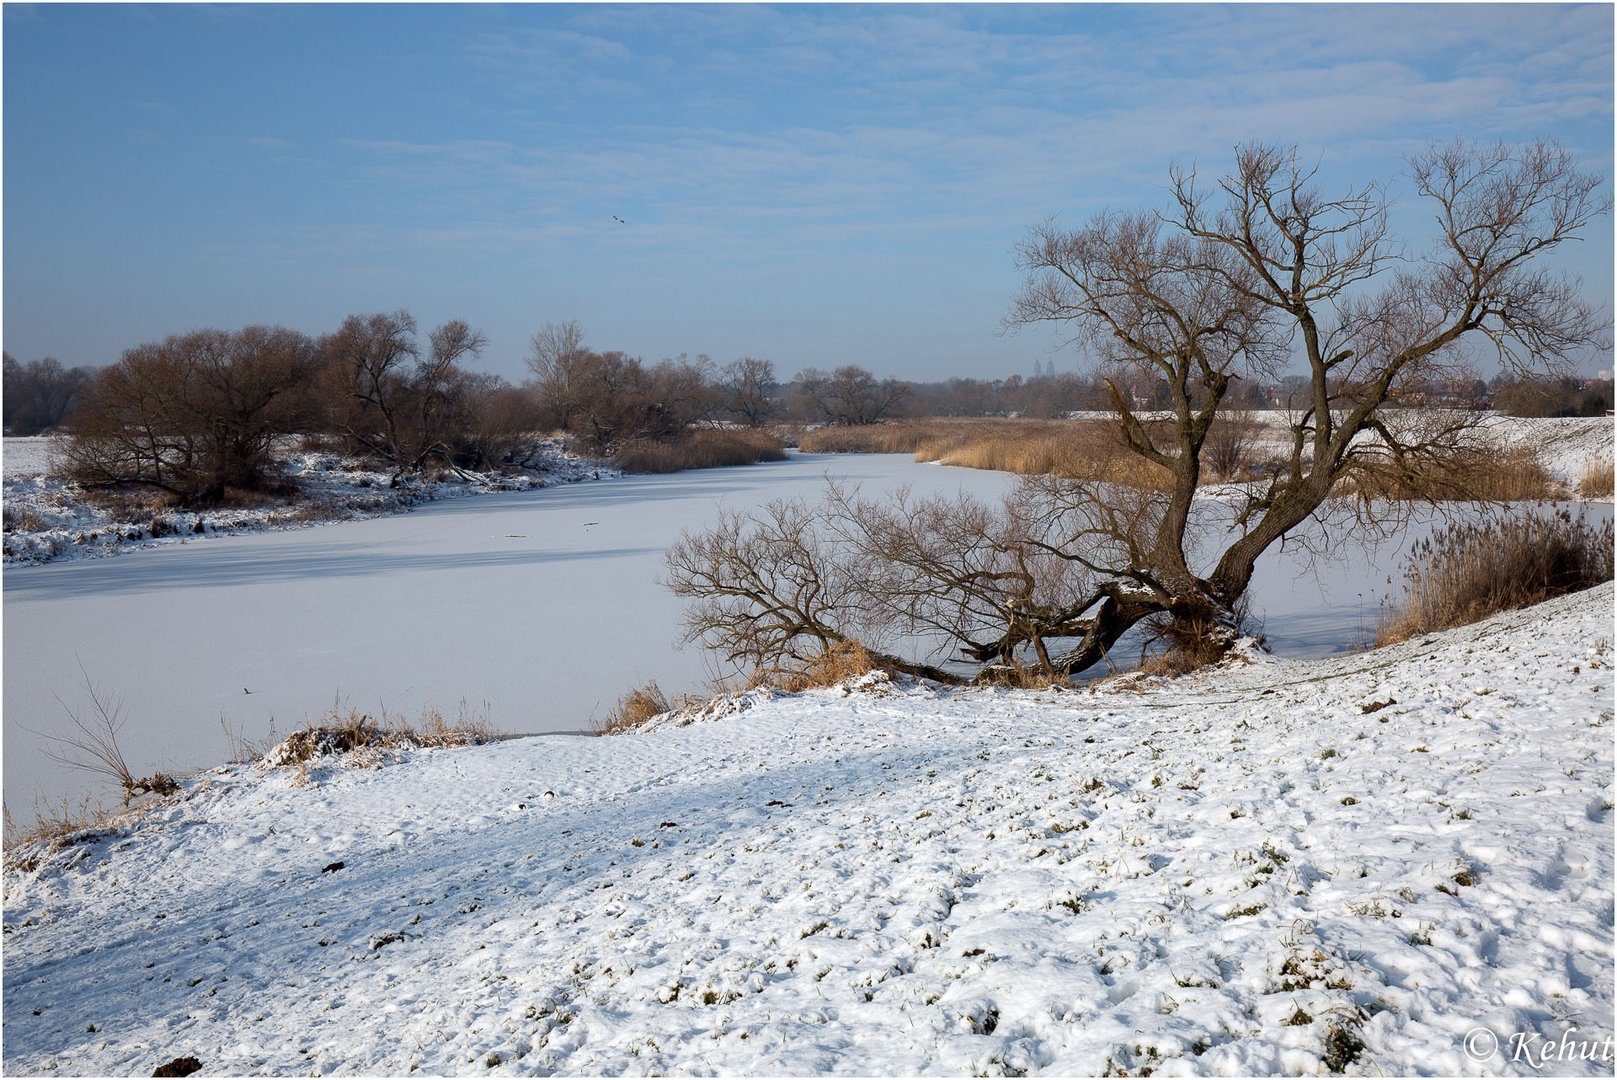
1465,1027,1615,1069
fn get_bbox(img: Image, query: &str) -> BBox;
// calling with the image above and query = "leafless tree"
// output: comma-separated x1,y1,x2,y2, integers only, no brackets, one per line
441,372,547,471
671,140,1608,680
721,356,780,427
995,139,1608,673
3,354,95,435
665,498,867,678
821,483,1096,676
61,326,316,504
525,319,591,431
317,311,489,482
1201,411,1268,482
795,365,911,425
532,343,721,454
664,483,1094,682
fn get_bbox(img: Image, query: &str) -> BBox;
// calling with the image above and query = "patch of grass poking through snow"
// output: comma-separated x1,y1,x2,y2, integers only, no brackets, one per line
2,798,148,871
258,704,495,774
1322,1020,1368,1073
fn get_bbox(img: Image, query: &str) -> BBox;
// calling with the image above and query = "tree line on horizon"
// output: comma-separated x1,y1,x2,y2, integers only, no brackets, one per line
6,330,1607,445
3,313,936,506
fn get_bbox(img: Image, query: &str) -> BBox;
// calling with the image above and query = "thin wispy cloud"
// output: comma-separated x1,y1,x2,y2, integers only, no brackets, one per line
4,4,1609,378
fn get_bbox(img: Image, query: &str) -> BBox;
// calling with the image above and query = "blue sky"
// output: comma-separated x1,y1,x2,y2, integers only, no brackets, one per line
4,3,1612,382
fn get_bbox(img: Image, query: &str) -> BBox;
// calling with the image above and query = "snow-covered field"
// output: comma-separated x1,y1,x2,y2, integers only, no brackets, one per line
4,584,1612,1076
1,437,54,478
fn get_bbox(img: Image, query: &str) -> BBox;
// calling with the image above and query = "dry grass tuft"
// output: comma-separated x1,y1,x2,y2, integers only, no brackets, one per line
3,505,48,533
1377,508,1615,645
3,797,153,871
595,682,673,735
260,703,495,769
1579,458,1614,499
973,663,1071,689
1137,613,1239,678
267,502,347,526
613,429,786,474
265,709,386,765
772,641,890,692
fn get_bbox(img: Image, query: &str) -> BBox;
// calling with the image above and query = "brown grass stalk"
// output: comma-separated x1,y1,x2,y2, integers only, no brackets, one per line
1579,458,1614,499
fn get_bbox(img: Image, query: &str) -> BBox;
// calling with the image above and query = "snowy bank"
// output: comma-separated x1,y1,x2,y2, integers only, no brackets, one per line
1,440,616,566
3,585,1613,1076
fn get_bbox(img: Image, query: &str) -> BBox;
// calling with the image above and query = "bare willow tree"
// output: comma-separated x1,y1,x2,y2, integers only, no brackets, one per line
61,326,317,505
665,483,1094,682
318,311,489,482
525,319,591,431
795,365,911,425
671,140,1607,681
721,356,780,427
3,354,95,435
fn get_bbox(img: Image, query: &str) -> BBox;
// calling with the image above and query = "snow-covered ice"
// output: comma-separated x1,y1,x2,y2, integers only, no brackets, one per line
2,439,611,567
4,584,1612,1076
1,453,1019,815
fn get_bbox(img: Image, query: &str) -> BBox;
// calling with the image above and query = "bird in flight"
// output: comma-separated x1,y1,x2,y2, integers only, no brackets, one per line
612,215,626,224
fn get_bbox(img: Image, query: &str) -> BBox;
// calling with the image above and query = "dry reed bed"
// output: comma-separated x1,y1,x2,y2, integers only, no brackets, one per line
1580,458,1615,499
612,429,786,474
1339,445,1565,502
801,417,1581,501
1377,509,1614,645
802,419,1175,489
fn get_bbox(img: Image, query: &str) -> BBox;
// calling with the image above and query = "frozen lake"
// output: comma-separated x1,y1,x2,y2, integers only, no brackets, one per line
3,454,1016,815
5,451,1603,817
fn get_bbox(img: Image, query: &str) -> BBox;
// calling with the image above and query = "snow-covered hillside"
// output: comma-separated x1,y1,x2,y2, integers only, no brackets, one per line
4,585,1613,1076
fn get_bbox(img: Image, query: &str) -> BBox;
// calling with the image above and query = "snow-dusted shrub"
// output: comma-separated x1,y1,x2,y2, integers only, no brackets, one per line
258,706,494,769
